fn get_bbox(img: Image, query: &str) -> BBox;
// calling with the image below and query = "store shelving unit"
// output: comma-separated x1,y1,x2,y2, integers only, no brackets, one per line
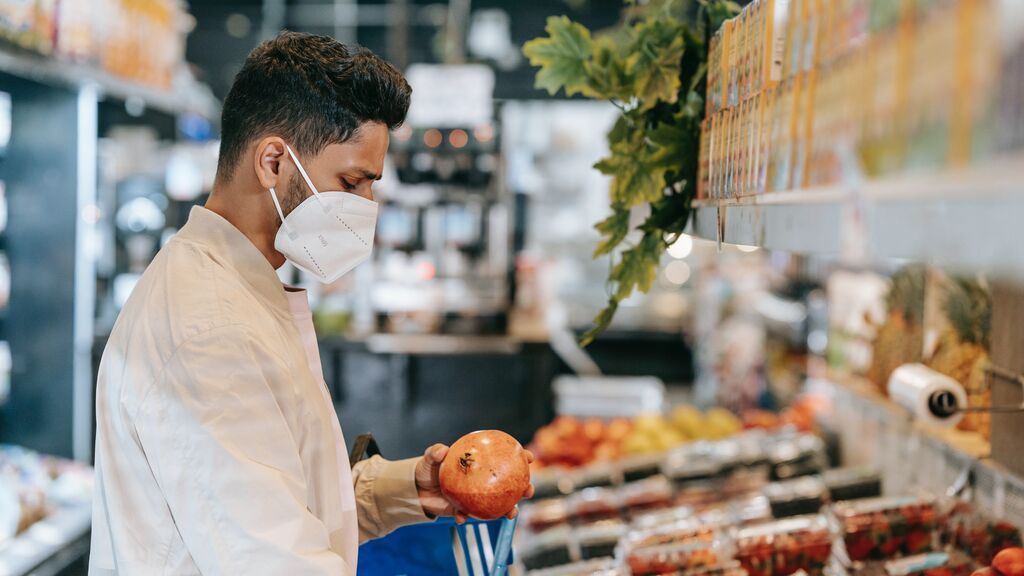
0,505,91,576
0,47,218,119
817,374,1024,528
690,152,1024,278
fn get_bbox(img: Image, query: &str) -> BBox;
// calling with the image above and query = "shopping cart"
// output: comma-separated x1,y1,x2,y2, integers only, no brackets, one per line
351,434,518,576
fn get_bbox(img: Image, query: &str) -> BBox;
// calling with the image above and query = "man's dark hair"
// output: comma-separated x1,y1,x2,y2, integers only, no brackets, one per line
217,31,411,182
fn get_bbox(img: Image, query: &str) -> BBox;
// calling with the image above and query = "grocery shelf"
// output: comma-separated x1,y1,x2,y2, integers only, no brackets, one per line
0,505,90,576
0,46,219,120
819,373,1024,528
690,152,1024,278
822,371,989,459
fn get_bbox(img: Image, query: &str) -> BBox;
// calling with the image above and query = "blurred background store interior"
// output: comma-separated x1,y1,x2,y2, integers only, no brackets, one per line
0,0,1023,574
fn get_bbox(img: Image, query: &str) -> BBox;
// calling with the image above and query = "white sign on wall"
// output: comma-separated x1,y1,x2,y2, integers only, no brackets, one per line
404,64,495,128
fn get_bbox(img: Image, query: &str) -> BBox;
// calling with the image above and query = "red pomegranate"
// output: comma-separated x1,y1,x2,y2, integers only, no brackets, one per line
439,430,531,520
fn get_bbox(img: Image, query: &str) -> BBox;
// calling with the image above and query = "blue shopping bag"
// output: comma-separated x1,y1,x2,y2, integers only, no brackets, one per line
358,517,510,576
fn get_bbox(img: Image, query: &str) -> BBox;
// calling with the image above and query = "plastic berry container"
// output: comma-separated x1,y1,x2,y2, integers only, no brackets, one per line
532,466,576,500
572,461,617,491
523,497,571,533
524,557,627,576
683,560,750,576
569,486,623,524
619,475,675,515
728,495,774,526
575,519,628,560
618,516,720,558
733,514,834,576
662,442,724,485
822,467,883,503
631,505,697,531
766,476,828,518
832,496,939,562
624,538,733,576
940,500,1022,565
620,453,666,484
769,434,826,481
521,526,575,571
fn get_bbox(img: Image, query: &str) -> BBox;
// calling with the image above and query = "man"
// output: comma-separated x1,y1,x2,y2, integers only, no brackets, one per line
90,32,532,575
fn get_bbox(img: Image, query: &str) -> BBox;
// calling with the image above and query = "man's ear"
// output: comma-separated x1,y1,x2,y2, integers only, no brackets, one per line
253,137,287,190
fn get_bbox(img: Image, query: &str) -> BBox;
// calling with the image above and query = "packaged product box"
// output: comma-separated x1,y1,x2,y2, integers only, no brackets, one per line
709,113,721,199
33,0,57,53
993,0,1024,153
709,31,723,115
55,0,97,62
905,1,958,172
765,0,791,89
860,31,908,178
962,0,1002,161
756,89,773,194
782,0,805,79
698,120,710,200
741,99,749,196
767,79,797,192
0,0,36,48
801,0,820,74
738,8,749,103
806,66,833,187
728,17,740,108
722,20,735,110
790,71,816,190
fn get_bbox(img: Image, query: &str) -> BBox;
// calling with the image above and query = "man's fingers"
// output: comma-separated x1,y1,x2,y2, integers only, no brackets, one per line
524,449,536,464
425,443,448,464
524,484,535,499
506,506,519,520
455,512,468,524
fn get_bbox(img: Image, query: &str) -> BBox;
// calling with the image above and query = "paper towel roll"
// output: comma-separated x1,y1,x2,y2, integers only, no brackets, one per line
887,363,967,428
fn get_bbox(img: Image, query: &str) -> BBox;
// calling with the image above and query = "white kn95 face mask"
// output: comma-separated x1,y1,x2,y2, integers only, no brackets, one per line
268,145,378,283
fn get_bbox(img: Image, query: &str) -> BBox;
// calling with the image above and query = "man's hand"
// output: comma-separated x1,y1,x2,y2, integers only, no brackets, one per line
415,444,536,524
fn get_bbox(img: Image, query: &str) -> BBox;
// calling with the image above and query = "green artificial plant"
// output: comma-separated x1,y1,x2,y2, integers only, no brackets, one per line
523,0,740,346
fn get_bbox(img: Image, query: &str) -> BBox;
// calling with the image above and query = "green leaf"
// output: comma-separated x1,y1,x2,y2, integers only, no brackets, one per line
628,17,686,110
643,190,692,236
522,16,595,97
583,36,637,101
595,125,672,207
701,0,742,31
579,298,619,347
611,233,664,301
593,206,631,257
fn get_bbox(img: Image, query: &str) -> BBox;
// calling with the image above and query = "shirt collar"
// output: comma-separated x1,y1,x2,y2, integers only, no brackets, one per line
176,206,290,316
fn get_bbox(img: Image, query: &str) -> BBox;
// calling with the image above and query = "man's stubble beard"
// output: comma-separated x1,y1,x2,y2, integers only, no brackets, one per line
281,172,310,218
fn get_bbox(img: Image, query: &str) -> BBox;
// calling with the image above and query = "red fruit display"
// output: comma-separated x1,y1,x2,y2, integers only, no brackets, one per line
734,515,833,576
834,497,938,561
993,547,1024,576
439,430,531,520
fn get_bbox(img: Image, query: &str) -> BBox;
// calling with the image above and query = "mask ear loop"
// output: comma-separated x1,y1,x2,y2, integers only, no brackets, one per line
285,145,327,208
269,186,297,239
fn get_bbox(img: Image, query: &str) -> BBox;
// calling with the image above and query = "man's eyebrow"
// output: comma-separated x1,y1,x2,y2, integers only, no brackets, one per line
359,169,381,181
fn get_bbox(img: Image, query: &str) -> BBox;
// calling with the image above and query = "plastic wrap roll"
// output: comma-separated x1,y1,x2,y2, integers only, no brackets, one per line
887,363,967,428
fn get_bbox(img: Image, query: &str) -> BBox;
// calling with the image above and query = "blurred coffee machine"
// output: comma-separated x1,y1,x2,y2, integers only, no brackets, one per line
369,65,512,335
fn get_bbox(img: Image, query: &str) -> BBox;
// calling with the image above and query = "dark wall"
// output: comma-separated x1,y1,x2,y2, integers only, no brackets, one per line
186,0,627,102
0,74,79,458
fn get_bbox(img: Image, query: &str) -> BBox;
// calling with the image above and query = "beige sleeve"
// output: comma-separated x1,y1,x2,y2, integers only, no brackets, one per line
352,455,433,542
